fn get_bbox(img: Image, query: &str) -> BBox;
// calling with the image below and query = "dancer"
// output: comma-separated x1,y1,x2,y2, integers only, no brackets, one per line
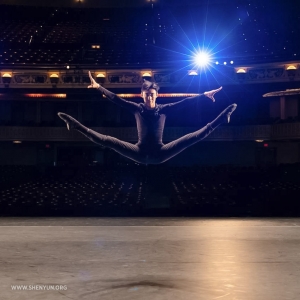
58,71,236,164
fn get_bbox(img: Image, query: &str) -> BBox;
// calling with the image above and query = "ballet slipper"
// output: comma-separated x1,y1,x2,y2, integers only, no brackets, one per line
57,112,80,130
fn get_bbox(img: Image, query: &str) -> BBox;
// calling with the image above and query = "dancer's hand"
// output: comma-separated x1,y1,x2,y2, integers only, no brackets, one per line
87,71,100,88
204,86,222,102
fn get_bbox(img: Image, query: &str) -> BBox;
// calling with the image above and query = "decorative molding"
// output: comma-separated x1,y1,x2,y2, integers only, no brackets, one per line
266,68,284,78
234,63,300,83
1,61,300,89
247,68,285,81
107,72,141,84
14,75,47,84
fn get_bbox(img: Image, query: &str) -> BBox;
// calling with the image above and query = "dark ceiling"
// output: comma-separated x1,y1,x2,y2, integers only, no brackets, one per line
0,0,246,8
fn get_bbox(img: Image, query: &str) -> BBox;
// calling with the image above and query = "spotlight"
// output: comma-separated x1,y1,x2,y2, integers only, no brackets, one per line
194,51,211,67
230,61,234,64
223,62,227,65
188,70,198,76
235,68,247,83
96,73,106,84
286,65,297,81
141,71,152,81
2,73,12,87
236,68,246,73
50,74,59,87
215,61,219,65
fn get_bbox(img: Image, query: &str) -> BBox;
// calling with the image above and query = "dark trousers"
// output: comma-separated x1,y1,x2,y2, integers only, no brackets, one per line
77,123,216,164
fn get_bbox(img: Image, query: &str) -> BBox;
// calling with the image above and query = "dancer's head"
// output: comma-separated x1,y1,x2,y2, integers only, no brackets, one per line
141,80,159,109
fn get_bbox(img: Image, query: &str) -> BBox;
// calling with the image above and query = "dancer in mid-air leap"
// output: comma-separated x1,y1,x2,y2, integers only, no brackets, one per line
58,71,237,164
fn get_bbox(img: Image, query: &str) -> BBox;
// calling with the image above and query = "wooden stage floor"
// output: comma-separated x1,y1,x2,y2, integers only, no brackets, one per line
1,217,300,300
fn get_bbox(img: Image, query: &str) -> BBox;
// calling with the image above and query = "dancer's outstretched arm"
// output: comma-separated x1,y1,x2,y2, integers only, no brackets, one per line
88,71,138,112
161,87,222,113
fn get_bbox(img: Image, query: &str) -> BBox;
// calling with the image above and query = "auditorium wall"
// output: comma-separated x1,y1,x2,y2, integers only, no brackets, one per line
273,142,300,165
0,143,37,165
167,141,257,166
0,141,299,166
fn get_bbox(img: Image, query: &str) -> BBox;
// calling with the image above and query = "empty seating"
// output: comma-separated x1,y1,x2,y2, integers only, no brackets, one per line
1,2,297,67
1,164,300,216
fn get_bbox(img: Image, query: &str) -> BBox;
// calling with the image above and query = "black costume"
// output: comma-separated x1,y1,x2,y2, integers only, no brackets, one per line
58,86,236,164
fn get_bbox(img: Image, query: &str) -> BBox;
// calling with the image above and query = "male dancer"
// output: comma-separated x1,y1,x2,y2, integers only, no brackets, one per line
58,71,236,164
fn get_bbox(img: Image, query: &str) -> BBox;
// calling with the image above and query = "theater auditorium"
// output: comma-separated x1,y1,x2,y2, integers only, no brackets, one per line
1,0,300,299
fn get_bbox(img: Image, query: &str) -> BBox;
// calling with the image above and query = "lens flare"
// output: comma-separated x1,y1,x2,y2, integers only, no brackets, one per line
194,52,211,67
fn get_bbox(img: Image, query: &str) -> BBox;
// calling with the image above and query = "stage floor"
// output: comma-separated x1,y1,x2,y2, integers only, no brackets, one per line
1,217,300,300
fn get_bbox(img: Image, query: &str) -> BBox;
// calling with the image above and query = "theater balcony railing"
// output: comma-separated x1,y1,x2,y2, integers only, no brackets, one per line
0,123,300,142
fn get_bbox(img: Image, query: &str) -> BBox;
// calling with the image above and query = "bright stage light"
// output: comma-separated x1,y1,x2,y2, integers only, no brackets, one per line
194,51,211,67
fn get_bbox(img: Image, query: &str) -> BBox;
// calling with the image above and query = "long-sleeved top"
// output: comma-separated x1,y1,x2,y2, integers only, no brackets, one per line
97,86,203,146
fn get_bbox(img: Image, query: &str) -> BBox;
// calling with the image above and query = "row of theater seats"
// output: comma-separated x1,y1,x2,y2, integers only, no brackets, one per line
0,5,177,65
0,164,300,216
0,165,146,216
0,165,37,191
0,21,153,44
0,48,81,65
1,5,298,66
0,46,174,66
170,165,300,216
171,174,300,216
43,23,149,44
0,6,165,46
0,20,44,44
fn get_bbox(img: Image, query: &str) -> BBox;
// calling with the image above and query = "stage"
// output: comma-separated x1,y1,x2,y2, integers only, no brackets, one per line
1,217,300,299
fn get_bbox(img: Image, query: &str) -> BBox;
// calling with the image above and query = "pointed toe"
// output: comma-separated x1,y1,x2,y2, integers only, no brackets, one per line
226,104,237,123
57,112,78,130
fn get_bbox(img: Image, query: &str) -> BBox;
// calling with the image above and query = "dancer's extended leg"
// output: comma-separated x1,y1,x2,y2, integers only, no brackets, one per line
157,104,237,163
58,113,142,162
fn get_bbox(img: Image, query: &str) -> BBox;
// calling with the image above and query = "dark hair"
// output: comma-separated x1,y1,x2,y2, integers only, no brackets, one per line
141,80,160,93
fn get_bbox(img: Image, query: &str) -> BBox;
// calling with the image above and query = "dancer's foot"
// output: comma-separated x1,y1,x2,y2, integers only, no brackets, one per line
209,104,237,130
57,112,80,130
223,103,237,123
